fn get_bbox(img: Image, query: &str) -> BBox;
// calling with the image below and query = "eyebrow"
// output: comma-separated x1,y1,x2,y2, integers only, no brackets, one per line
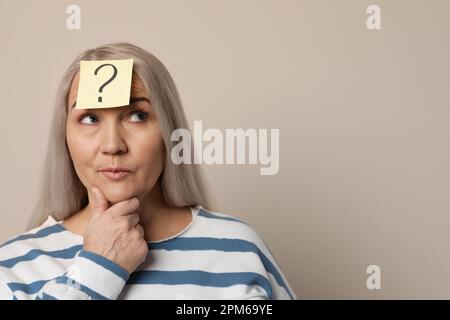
71,97,151,110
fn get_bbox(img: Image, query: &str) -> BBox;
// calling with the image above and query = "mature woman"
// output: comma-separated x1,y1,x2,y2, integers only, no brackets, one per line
0,43,296,300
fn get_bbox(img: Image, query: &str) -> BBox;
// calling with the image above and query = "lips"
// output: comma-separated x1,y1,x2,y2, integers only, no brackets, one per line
98,167,131,181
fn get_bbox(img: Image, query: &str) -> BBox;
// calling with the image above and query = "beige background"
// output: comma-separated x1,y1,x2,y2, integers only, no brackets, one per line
1,0,450,299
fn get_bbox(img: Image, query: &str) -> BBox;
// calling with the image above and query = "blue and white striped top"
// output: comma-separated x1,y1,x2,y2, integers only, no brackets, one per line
0,206,297,300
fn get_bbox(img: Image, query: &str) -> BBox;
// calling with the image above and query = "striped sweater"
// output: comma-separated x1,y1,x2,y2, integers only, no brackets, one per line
0,206,297,300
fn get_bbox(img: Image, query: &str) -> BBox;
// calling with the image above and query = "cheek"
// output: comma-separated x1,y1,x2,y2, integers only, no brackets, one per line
135,134,166,176
66,127,95,167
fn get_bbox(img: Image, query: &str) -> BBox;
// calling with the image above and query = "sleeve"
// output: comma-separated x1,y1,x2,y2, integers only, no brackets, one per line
263,250,297,300
252,232,298,300
0,279,15,300
0,250,129,300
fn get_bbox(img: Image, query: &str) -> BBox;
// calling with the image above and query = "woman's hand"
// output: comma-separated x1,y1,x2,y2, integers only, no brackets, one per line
83,187,149,274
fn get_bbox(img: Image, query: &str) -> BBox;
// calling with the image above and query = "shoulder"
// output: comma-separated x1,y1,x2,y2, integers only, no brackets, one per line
194,206,263,241
0,216,68,261
190,206,297,299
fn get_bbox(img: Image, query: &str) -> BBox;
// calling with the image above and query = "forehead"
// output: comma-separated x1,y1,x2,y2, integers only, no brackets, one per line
67,71,148,108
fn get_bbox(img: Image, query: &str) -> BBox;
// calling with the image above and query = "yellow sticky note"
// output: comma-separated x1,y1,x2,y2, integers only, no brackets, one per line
76,59,134,109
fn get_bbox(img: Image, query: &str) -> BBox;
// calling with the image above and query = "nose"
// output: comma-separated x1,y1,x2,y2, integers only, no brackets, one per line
100,122,128,156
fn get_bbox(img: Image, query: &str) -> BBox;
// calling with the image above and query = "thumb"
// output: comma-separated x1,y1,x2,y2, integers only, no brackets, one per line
90,187,109,213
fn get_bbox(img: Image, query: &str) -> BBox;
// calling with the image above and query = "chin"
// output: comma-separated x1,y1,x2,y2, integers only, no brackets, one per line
102,185,137,204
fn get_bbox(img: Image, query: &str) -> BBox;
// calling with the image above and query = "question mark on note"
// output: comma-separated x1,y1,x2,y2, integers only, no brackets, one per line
94,63,118,103
76,59,133,109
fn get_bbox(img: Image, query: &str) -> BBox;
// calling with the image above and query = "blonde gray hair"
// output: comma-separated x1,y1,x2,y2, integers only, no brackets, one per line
28,43,214,229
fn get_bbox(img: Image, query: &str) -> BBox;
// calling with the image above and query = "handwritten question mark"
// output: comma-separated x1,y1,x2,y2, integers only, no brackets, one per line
94,63,118,103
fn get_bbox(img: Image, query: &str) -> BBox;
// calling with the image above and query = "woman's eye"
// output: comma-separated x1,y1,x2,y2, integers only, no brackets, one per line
128,111,149,122
79,114,98,125
78,111,148,125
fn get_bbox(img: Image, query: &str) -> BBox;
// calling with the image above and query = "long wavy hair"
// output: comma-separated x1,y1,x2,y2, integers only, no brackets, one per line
28,42,214,229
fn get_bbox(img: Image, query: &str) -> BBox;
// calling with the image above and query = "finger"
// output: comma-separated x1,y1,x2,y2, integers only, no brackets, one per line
90,187,109,214
135,224,145,238
127,212,140,227
108,197,140,217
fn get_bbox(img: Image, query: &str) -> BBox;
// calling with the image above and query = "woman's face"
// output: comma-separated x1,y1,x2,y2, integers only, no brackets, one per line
66,72,165,205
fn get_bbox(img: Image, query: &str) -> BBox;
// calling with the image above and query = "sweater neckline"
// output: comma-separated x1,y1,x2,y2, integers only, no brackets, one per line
49,205,200,244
